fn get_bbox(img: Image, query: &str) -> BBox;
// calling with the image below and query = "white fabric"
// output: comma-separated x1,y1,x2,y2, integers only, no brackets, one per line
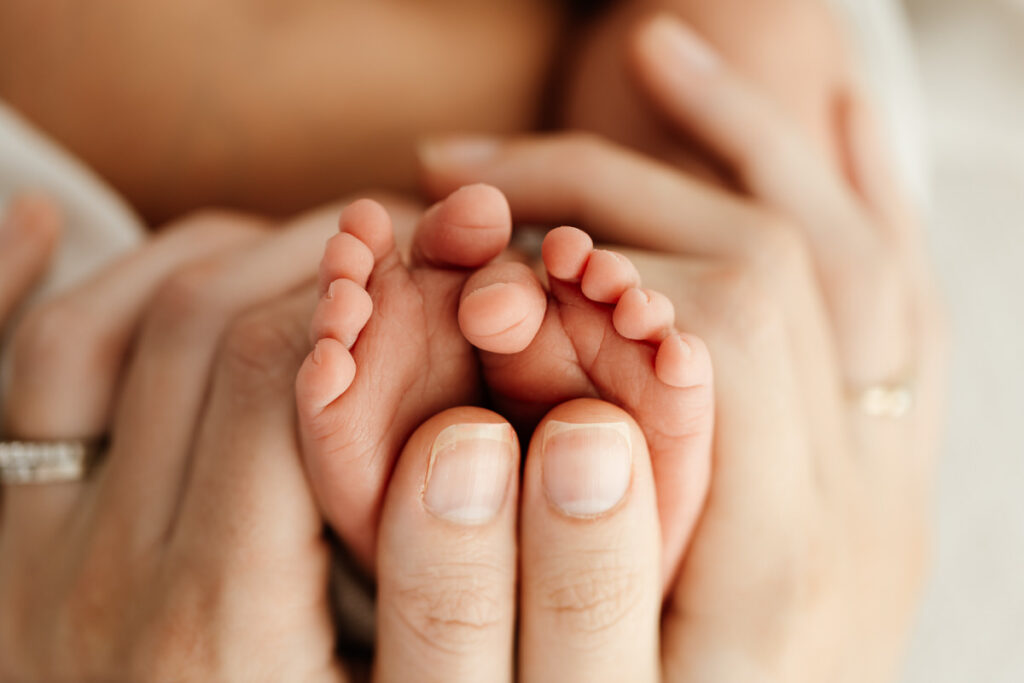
0,103,144,298
0,103,144,407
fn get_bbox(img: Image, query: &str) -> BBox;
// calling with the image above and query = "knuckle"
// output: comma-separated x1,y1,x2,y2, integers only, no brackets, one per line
700,264,784,345
535,558,644,641
218,307,307,391
149,262,230,329
748,530,839,620
862,250,905,305
743,213,811,279
390,561,511,652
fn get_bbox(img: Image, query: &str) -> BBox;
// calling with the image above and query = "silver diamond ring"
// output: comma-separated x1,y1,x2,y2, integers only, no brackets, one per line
0,439,104,484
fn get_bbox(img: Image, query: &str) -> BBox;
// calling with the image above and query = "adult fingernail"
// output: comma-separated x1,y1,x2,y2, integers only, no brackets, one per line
0,194,60,247
418,135,501,169
0,196,28,241
423,423,515,524
641,14,719,72
542,420,632,517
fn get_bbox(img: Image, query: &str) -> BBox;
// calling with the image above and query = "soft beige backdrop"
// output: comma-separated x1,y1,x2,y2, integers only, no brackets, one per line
903,1,1024,681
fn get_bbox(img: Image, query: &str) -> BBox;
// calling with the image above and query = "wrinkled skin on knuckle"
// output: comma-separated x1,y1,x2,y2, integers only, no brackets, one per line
147,261,234,339
218,308,310,399
697,264,786,350
534,557,645,642
741,213,814,286
390,561,511,653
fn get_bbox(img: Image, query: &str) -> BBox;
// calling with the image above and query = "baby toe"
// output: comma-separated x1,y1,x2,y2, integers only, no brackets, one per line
613,287,676,342
541,226,593,282
413,183,512,268
310,279,373,348
459,262,547,354
580,249,641,304
295,338,357,417
655,332,712,389
319,232,375,295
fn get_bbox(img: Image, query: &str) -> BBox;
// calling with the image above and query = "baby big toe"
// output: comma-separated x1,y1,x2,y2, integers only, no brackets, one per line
458,262,547,354
413,183,512,268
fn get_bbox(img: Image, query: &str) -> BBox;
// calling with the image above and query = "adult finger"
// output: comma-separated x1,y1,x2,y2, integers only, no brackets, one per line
4,211,266,439
375,408,518,683
630,14,914,387
837,83,920,246
1,213,264,533
518,399,660,683
95,204,338,545
630,14,872,244
170,288,321,572
166,288,347,682
418,132,764,258
0,194,60,327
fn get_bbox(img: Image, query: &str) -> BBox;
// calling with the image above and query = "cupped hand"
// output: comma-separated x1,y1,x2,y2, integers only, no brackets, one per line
0,195,677,683
418,13,945,681
0,202,357,680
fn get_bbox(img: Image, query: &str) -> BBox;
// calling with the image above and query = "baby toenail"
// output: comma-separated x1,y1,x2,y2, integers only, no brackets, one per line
423,423,515,525
542,421,632,518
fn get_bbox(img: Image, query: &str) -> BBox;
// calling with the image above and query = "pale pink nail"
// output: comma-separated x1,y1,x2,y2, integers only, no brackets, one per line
423,423,515,524
542,421,632,517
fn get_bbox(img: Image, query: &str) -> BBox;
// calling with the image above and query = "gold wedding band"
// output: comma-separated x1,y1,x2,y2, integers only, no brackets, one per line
0,439,105,484
851,381,915,418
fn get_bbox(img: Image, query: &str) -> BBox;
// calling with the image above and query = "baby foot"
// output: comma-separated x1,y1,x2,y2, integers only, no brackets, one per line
457,226,715,584
295,184,512,566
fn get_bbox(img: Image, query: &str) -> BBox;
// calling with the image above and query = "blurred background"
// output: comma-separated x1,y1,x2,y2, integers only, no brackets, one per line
900,1,1024,681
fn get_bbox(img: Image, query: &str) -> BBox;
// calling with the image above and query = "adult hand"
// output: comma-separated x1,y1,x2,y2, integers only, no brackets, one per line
0,204,351,679
417,13,945,681
0,197,674,683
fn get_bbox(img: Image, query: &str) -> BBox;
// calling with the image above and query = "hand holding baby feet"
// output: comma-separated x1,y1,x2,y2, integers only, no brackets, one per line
295,184,513,567
457,225,714,587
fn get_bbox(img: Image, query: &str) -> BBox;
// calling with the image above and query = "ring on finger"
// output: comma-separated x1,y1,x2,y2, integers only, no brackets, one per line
849,380,915,419
0,438,106,484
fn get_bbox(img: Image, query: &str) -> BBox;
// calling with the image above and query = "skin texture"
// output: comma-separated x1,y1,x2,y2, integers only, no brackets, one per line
295,186,715,587
0,199,690,683
417,13,944,681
